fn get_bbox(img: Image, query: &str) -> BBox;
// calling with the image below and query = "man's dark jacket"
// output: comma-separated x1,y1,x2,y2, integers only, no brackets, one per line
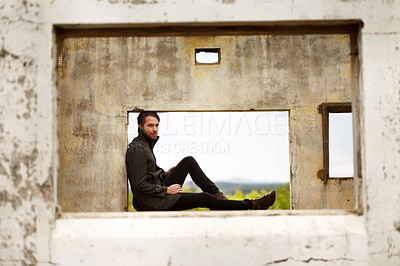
126,129,181,211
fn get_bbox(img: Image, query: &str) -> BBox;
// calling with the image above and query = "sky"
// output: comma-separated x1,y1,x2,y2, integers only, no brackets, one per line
127,111,354,184
329,113,354,177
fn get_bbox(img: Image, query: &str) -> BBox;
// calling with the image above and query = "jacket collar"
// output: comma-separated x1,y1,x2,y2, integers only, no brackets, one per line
138,128,159,150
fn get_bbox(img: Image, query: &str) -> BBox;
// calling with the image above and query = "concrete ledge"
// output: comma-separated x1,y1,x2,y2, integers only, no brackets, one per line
51,212,368,265
58,209,357,219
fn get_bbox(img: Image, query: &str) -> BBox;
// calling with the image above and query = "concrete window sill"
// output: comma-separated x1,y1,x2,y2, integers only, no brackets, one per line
58,209,358,219
51,211,367,265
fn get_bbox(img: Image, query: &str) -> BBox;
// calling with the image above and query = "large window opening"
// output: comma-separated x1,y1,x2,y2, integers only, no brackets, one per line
128,111,290,209
56,24,360,212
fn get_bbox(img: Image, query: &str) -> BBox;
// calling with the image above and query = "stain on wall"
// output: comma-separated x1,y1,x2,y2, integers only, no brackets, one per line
57,38,128,211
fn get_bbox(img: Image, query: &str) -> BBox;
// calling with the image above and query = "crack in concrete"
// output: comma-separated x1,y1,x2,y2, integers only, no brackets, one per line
364,31,400,35
103,0,156,5
0,48,20,59
264,258,290,265
264,256,364,265
370,250,400,257
0,259,58,265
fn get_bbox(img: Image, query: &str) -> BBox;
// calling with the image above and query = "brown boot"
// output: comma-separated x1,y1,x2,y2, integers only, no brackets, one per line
213,192,228,200
251,190,276,209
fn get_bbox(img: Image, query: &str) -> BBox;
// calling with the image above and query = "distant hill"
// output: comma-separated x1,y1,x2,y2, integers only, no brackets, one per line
183,180,285,194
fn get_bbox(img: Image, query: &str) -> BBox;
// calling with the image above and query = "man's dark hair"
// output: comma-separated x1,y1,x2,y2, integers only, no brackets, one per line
137,111,160,126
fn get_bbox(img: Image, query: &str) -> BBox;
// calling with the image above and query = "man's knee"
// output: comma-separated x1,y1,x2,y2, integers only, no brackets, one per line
183,156,196,164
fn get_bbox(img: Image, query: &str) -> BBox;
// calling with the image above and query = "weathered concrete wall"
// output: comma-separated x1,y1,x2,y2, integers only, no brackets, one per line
0,0,399,265
361,18,400,265
0,1,55,264
57,37,128,212
58,33,352,211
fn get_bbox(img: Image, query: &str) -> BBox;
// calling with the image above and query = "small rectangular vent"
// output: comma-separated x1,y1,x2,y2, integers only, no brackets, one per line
195,48,220,64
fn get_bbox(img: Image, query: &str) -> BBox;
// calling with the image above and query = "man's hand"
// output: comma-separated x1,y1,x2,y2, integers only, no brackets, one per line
166,184,182,194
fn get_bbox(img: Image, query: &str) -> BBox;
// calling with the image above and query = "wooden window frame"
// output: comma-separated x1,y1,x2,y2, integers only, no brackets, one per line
318,102,352,184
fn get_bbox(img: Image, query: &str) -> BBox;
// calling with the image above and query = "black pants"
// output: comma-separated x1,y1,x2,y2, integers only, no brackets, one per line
164,156,252,211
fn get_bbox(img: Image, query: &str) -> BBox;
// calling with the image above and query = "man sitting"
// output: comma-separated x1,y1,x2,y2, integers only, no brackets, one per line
126,111,276,211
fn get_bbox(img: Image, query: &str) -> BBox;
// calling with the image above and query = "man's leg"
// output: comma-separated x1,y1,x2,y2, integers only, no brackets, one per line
169,192,252,211
164,156,220,195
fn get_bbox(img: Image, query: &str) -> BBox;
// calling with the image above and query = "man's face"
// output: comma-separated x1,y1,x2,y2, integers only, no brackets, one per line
139,115,159,140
